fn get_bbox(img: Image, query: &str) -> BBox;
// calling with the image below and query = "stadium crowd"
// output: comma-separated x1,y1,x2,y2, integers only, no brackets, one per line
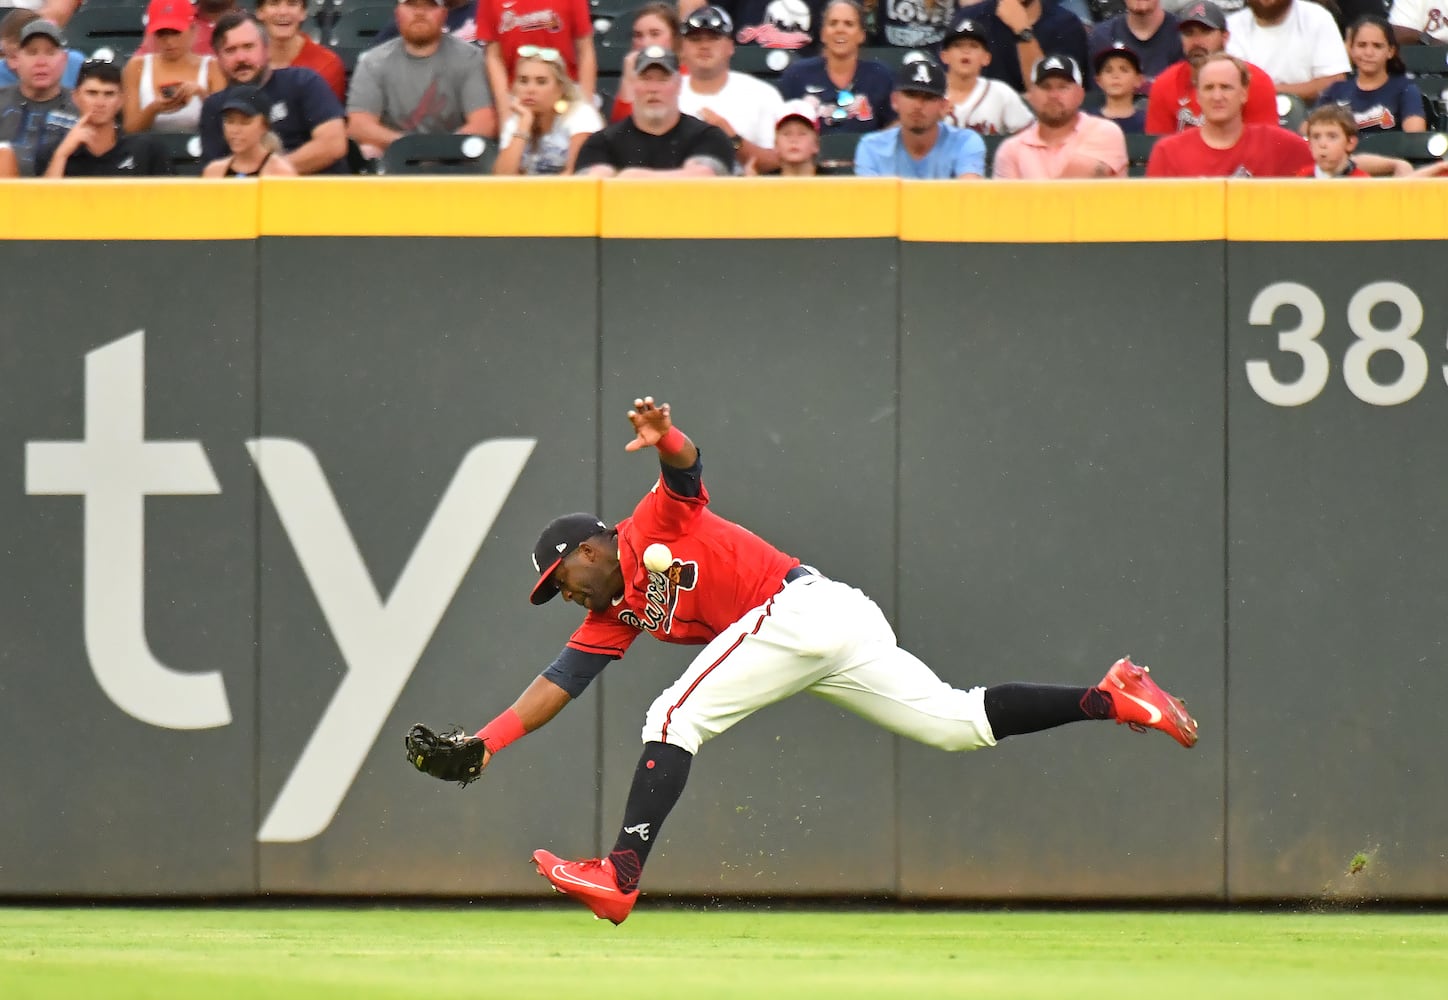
1,0,1446,178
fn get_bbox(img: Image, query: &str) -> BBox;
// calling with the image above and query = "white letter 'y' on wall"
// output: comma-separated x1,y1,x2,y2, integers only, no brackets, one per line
25,331,230,730
249,437,535,843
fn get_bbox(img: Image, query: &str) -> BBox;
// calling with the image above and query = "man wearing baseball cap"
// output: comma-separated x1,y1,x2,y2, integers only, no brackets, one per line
0,19,79,176
1145,0,1277,134
574,45,735,176
678,6,785,174
853,59,986,179
993,54,1126,177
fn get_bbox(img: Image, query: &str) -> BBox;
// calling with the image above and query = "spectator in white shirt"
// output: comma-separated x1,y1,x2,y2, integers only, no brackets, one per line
677,5,784,173
1387,0,1448,46
1225,0,1349,103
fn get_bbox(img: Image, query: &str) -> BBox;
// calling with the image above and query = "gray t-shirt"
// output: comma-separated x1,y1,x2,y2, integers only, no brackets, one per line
347,35,491,134
0,86,80,177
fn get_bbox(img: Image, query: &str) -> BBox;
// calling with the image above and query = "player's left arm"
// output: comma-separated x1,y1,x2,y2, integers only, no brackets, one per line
625,395,698,469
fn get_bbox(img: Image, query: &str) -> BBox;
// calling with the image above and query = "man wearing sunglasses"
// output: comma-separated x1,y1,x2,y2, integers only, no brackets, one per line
347,0,497,157
573,45,734,177
678,6,784,173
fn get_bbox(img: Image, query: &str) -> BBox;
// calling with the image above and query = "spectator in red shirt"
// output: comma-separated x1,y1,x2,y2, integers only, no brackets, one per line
1146,53,1311,176
257,0,346,102
477,0,596,106
1145,0,1276,135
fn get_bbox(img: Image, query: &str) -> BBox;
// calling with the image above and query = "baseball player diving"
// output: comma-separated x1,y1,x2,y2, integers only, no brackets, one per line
405,395,1199,924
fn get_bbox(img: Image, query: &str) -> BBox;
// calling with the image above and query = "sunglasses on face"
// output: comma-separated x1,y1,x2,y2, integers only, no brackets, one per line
517,45,565,65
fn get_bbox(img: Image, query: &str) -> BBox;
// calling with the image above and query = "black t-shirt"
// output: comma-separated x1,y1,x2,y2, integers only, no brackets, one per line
38,131,173,177
720,0,826,52
200,67,346,174
574,114,736,173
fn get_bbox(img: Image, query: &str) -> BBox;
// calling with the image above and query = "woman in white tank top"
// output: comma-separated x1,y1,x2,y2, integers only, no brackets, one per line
122,1,225,134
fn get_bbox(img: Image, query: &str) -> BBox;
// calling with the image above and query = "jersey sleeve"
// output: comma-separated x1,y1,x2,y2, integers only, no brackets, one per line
566,612,641,658
542,645,614,697
1244,67,1280,127
475,0,500,43
570,0,593,39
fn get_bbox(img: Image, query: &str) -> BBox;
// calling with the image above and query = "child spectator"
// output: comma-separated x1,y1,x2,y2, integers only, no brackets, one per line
1317,15,1426,134
1091,41,1146,133
610,2,682,123
1297,103,1369,177
939,15,1032,136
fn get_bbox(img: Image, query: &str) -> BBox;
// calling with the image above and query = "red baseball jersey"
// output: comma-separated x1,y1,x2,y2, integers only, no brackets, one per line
1146,123,1313,177
476,0,592,81
564,475,798,658
1145,60,1279,135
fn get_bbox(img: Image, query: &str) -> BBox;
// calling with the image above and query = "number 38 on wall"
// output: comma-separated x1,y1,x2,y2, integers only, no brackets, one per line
1246,280,1436,407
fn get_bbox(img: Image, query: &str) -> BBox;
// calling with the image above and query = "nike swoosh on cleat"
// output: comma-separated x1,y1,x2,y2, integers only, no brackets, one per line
550,864,616,893
1116,690,1163,725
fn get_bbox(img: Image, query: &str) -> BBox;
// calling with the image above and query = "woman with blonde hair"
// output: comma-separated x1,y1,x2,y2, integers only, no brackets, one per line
494,45,603,175
123,0,225,134
201,85,297,177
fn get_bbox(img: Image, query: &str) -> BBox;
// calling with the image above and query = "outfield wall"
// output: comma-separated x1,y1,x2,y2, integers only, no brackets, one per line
2,179,1445,901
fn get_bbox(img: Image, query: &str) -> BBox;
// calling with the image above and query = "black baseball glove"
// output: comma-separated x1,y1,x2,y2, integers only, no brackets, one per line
404,724,489,786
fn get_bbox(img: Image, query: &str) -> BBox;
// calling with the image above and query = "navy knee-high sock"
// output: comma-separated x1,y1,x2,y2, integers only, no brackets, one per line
608,741,693,893
983,683,1114,739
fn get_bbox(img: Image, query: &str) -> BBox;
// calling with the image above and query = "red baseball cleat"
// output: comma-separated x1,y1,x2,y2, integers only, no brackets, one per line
1100,656,1199,748
532,849,639,925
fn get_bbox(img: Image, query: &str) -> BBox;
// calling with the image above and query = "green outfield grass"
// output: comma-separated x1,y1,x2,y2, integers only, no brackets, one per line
2,906,1446,1000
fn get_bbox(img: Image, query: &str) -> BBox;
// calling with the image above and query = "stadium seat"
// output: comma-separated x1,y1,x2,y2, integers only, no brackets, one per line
1125,131,1157,177
1400,45,1448,75
859,46,932,71
1276,92,1307,133
153,132,204,176
818,130,860,171
731,45,796,79
980,131,1006,175
327,3,393,50
380,133,496,174
594,14,633,74
1356,130,1448,164
63,6,147,60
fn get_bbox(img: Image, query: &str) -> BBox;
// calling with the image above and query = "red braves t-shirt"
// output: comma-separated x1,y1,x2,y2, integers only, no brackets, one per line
564,475,798,658
476,0,592,81
1145,60,1280,135
1146,123,1313,177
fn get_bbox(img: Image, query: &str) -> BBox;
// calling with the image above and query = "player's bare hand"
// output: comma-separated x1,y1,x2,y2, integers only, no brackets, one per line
625,395,673,451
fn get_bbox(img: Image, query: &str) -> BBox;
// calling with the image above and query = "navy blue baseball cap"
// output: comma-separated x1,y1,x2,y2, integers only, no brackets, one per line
530,513,610,605
894,59,947,98
220,85,270,117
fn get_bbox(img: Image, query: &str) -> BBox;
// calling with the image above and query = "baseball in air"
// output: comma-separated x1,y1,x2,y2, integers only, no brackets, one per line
643,543,673,572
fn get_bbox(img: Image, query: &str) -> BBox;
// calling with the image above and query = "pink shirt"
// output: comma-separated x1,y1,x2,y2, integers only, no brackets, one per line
992,113,1128,179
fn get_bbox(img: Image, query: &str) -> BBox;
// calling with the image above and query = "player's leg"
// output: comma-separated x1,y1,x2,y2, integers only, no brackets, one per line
803,583,1197,749
537,581,838,920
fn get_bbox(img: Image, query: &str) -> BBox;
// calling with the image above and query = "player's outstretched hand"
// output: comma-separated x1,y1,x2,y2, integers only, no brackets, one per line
625,395,673,452
404,723,492,786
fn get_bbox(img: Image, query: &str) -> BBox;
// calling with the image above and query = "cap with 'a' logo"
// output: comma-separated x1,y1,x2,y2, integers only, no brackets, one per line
529,513,611,605
893,59,946,98
1032,53,1084,87
1177,0,1227,30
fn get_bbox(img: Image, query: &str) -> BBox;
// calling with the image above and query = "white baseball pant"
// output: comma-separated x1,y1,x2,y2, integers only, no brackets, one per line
641,573,998,755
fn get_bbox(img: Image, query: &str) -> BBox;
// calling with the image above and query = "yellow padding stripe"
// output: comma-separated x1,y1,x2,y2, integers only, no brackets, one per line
0,179,258,240
900,179,1226,243
257,177,602,236
1226,179,1448,241
599,177,899,238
